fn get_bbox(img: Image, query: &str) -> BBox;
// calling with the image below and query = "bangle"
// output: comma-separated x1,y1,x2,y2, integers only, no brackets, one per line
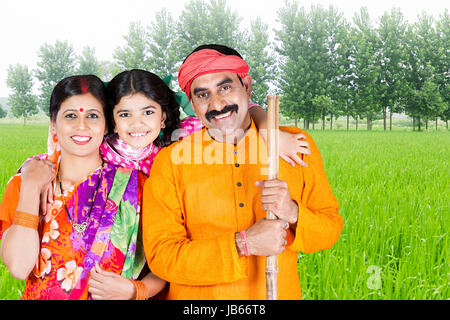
239,230,250,257
131,280,148,300
13,211,39,230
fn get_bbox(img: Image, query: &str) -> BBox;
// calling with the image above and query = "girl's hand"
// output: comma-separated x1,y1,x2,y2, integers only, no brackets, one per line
20,158,55,215
279,132,311,167
39,182,54,215
20,157,55,192
88,262,136,300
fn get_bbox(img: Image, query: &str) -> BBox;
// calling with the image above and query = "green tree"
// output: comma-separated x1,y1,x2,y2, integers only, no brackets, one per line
176,0,243,62
113,21,152,71
440,99,450,129
276,3,349,129
306,5,331,129
311,95,332,130
6,64,38,125
350,7,381,130
0,103,7,118
376,8,409,130
77,46,103,77
241,17,275,107
275,1,310,127
409,80,445,131
99,60,121,83
332,19,354,130
35,40,76,115
323,5,350,130
147,8,179,80
404,13,439,130
435,10,449,128
420,80,446,130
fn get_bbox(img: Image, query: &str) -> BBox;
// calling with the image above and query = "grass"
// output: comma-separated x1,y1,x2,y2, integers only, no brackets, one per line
0,123,48,300
0,123,448,299
298,130,449,299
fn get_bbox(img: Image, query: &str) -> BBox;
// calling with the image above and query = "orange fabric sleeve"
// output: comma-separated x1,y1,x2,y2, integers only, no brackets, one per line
0,175,22,239
284,129,343,253
142,149,248,286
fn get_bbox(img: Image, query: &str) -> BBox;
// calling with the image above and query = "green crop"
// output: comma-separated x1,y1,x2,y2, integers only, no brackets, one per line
0,124,448,299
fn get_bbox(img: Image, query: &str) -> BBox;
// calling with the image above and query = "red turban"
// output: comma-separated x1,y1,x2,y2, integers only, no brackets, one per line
178,49,249,100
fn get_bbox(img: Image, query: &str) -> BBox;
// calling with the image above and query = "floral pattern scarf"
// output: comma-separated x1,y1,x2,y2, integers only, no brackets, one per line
20,129,144,300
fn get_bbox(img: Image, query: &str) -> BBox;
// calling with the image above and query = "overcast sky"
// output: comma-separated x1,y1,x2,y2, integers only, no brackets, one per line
0,0,448,97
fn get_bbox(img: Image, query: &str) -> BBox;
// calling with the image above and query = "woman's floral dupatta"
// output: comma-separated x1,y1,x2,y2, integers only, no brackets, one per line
21,129,144,300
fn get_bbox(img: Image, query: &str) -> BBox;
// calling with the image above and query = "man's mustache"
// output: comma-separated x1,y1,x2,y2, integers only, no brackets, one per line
205,104,239,122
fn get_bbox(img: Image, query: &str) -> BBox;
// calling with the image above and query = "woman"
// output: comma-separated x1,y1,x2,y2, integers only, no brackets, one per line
0,75,165,300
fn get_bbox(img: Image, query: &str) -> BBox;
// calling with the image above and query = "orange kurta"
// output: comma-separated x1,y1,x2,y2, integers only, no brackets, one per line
142,121,343,299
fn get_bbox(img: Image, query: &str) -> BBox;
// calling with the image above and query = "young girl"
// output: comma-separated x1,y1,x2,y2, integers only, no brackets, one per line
0,75,165,300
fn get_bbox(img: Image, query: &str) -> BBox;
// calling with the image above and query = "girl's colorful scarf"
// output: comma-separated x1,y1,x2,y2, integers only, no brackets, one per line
20,128,144,300
100,134,160,177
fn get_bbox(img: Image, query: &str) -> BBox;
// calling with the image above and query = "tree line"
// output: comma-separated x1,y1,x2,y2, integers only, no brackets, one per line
4,0,449,130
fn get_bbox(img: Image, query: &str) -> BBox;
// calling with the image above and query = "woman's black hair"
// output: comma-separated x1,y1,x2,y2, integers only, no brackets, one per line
49,74,107,123
105,69,181,148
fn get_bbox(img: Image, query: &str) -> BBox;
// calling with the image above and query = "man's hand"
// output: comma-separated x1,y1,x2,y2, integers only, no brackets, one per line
255,179,299,225
237,218,288,257
88,262,135,300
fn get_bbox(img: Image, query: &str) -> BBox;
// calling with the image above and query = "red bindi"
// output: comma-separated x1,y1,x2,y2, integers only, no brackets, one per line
79,108,84,112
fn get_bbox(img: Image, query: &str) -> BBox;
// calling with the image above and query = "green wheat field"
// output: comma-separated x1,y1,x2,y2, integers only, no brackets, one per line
0,122,448,300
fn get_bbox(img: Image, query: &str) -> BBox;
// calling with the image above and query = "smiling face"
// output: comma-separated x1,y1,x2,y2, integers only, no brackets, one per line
51,93,106,159
112,92,166,149
190,71,252,143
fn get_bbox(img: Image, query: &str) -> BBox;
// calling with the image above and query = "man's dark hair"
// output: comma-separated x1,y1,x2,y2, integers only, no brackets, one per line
183,44,243,63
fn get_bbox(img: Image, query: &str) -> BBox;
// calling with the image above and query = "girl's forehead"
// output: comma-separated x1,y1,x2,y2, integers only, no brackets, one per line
115,93,162,110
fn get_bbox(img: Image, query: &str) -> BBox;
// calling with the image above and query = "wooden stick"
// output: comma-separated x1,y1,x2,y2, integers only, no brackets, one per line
266,95,280,300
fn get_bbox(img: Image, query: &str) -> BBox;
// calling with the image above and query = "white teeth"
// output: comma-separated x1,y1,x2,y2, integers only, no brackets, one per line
214,111,231,119
72,136,90,142
130,132,147,137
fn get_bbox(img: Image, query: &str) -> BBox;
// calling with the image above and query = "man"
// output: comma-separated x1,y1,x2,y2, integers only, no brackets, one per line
142,44,343,299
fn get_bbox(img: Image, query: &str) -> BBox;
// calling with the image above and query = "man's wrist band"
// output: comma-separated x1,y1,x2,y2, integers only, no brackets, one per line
13,211,39,230
239,230,250,257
